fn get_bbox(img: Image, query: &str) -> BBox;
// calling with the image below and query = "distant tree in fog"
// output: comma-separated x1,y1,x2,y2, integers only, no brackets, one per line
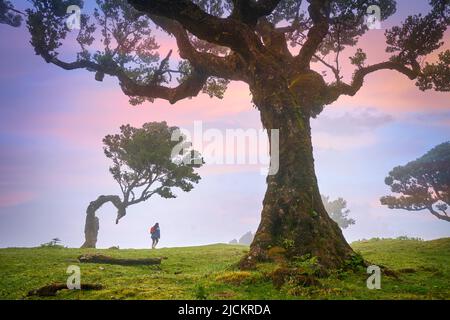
322,195,356,229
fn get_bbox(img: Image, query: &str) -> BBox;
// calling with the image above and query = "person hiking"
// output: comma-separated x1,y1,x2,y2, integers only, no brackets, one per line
150,223,160,249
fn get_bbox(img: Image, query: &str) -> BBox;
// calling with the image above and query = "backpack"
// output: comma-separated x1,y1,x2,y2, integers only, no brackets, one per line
150,226,156,234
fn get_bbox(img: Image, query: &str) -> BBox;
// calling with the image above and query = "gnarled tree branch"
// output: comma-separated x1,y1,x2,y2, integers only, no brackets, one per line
429,207,450,222
231,0,282,26
325,61,419,103
294,0,330,69
150,15,248,81
42,50,209,104
127,0,263,60
255,17,292,58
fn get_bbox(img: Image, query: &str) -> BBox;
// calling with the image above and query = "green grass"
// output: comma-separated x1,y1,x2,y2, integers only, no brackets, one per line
0,238,449,300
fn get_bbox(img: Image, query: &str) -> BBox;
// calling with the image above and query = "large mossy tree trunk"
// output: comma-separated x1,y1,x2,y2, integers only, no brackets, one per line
81,195,125,248
241,78,355,269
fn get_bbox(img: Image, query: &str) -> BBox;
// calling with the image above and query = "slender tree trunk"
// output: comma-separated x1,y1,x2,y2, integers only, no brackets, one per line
241,89,355,269
81,195,124,248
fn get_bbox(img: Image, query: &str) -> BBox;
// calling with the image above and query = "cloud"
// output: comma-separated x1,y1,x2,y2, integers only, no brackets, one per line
311,108,394,150
0,191,36,208
313,132,378,151
312,108,394,135
404,111,450,128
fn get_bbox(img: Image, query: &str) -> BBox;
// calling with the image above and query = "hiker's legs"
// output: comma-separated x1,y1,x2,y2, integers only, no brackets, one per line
152,238,156,249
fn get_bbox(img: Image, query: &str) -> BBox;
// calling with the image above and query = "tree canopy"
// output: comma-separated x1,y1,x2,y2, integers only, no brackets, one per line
0,0,23,27
380,142,450,222
104,121,203,223
7,0,447,110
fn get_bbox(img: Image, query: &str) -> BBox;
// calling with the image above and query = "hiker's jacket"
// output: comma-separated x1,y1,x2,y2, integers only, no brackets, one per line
152,227,160,239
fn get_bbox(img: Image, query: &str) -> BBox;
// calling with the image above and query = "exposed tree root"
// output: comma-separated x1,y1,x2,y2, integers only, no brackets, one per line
78,254,162,266
28,283,103,297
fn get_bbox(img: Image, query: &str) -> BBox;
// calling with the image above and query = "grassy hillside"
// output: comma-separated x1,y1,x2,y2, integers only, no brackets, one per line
0,238,449,300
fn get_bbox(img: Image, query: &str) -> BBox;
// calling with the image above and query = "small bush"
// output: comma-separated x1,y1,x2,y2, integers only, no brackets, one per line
40,238,64,248
291,254,319,274
215,271,253,285
194,285,208,300
353,236,424,243
282,239,295,250
343,252,365,271
396,236,424,241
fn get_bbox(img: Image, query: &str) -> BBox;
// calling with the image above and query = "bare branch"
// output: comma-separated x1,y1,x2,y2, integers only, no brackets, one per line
313,54,340,81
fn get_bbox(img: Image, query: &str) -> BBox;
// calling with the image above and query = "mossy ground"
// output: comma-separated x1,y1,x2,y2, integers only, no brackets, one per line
0,238,449,300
